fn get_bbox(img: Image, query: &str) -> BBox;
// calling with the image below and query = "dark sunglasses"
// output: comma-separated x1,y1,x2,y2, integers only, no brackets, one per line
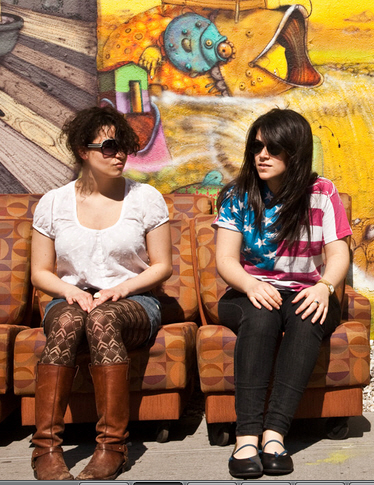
250,140,284,157
87,138,121,157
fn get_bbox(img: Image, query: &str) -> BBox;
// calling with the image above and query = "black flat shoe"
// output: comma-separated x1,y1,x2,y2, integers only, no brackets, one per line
261,439,294,475
228,443,263,479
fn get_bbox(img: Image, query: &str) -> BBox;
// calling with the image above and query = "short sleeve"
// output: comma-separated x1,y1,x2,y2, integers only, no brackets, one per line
212,191,243,233
32,190,56,239
322,185,352,244
142,184,169,233
322,179,352,244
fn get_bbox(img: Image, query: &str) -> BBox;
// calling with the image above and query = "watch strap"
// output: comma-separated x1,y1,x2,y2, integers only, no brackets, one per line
317,278,334,295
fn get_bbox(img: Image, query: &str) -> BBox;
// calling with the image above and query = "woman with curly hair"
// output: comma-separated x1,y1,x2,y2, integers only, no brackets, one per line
214,108,351,478
30,106,172,480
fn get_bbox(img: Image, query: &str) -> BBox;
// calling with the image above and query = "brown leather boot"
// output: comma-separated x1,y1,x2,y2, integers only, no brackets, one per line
76,360,130,480
31,363,76,480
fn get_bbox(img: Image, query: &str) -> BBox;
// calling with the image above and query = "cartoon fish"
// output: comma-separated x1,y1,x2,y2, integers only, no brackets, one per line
100,5,235,96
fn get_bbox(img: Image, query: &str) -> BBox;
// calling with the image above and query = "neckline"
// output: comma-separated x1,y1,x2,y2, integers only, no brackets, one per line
72,179,130,231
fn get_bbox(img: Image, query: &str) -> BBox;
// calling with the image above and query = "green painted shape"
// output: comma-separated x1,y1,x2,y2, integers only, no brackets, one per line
115,63,148,92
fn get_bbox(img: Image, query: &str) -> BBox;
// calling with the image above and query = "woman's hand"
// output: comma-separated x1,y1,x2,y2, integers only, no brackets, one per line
90,286,130,309
245,280,283,311
65,287,94,313
292,283,330,324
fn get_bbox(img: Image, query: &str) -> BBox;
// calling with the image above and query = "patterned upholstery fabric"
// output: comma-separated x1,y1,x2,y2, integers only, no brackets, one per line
193,207,371,395
0,194,42,219
0,219,33,326
156,217,199,323
0,324,29,394
193,214,226,324
0,194,41,418
163,193,212,219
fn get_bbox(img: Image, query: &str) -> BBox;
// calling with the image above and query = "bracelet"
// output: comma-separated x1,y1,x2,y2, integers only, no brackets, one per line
316,279,334,295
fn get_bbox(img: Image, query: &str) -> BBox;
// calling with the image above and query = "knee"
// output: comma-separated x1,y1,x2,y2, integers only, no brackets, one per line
239,309,280,339
45,303,86,333
85,305,116,334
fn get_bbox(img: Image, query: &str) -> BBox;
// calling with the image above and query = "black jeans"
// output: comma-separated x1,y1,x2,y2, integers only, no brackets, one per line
218,288,341,437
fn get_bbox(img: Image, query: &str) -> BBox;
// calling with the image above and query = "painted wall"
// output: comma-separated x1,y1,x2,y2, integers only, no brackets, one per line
1,0,374,332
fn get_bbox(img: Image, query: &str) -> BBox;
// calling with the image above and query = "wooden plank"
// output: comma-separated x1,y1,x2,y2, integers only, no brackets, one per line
3,55,97,110
0,65,75,128
11,43,97,95
0,88,73,168
2,4,97,57
18,35,97,75
8,0,97,22
0,119,74,193
0,162,28,193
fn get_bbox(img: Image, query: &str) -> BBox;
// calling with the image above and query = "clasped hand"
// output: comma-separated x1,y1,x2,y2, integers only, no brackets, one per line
65,285,129,312
246,280,329,324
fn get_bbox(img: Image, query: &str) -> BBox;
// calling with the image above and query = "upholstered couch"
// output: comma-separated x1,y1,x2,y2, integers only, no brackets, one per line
10,193,212,441
0,195,42,423
192,194,372,445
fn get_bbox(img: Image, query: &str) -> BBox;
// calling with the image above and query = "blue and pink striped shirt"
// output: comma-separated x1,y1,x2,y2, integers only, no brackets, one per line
213,177,352,291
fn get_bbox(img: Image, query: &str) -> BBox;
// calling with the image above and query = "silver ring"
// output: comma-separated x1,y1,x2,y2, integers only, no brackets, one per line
313,300,320,306
93,292,101,299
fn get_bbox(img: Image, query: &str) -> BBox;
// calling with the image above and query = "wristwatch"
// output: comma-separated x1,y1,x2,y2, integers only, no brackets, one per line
317,279,335,295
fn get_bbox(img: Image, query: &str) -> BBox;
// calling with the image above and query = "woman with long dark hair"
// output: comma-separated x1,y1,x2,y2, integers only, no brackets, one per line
30,106,172,480
214,108,351,478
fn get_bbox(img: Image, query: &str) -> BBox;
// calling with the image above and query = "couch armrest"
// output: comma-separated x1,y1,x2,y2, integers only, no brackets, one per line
342,285,372,340
0,324,30,394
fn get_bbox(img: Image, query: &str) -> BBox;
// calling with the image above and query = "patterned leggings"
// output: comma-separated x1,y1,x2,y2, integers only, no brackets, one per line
40,299,151,366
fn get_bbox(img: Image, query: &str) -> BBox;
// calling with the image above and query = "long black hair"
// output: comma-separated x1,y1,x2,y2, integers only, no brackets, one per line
217,108,318,247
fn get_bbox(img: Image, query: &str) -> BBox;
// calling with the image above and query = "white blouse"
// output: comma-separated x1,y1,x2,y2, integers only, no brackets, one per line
33,179,169,290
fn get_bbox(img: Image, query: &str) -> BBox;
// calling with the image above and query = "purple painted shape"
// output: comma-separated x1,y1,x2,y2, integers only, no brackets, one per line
116,91,151,114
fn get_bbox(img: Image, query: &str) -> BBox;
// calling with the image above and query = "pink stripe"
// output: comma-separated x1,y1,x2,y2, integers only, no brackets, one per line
277,240,322,257
309,207,323,226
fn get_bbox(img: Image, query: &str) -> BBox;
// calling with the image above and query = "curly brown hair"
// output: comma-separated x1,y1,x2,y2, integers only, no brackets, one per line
61,105,140,171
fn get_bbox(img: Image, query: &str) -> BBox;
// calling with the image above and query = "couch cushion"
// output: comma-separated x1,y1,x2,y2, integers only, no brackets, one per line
0,219,33,326
197,320,370,393
14,321,198,395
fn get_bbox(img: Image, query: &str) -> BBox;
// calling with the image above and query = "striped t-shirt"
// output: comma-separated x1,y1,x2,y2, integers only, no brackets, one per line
213,177,352,291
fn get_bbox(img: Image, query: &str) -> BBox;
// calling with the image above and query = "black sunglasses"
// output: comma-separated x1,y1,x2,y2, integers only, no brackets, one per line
87,138,121,157
250,140,284,157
